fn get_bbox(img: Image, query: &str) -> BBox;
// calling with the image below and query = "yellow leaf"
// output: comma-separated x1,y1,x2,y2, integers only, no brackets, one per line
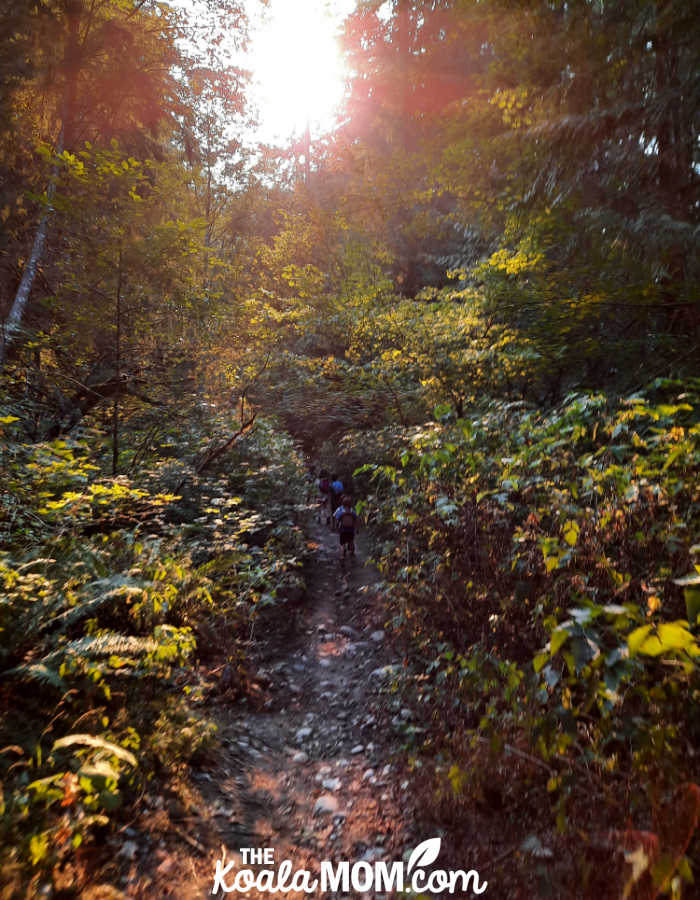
646,595,661,615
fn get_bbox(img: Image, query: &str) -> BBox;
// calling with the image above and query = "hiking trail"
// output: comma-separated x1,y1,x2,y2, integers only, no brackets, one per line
121,516,418,898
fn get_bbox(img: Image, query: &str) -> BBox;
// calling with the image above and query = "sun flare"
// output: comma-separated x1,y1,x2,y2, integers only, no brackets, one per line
248,1,351,142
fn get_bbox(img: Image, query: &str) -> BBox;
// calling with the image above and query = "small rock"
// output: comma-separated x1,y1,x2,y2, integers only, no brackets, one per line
362,768,375,781
370,665,398,680
292,751,308,763
120,841,138,860
360,847,386,863
350,744,364,755
370,630,385,643
318,658,331,668
339,625,359,639
314,795,339,816
322,778,342,791
296,727,313,743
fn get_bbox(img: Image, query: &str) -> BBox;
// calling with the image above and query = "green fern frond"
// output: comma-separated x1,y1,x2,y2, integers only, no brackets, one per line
1,662,65,689
42,578,145,635
42,634,157,664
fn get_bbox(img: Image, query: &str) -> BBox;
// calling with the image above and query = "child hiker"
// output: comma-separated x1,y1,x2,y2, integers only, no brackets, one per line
334,494,358,560
330,474,344,528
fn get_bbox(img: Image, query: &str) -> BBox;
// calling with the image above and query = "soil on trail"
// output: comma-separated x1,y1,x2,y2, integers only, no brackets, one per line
131,518,419,898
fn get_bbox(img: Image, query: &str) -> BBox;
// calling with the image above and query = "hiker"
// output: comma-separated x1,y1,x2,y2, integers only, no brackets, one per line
334,494,359,559
317,470,331,525
330,474,344,528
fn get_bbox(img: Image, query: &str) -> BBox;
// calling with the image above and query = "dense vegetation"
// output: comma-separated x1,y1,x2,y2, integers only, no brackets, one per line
1,0,698,895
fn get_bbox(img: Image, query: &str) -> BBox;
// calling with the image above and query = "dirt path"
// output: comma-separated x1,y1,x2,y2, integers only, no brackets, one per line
128,518,418,898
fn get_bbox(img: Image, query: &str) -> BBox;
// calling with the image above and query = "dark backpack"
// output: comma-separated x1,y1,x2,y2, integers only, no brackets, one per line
319,478,330,493
339,510,355,530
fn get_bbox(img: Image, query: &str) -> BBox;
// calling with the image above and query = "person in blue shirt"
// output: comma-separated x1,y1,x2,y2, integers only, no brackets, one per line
330,474,344,527
333,494,358,559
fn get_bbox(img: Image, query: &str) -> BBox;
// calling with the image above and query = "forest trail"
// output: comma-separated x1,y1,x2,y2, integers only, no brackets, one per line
134,517,417,899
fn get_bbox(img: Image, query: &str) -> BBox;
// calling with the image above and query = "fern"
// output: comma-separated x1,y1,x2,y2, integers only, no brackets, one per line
41,578,145,635
2,634,157,688
41,634,157,664
1,662,66,689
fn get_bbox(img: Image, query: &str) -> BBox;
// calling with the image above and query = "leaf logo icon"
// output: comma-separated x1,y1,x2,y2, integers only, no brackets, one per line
406,837,441,876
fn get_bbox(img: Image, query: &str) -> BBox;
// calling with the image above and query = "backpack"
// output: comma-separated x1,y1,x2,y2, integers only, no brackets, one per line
339,509,355,530
319,477,330,493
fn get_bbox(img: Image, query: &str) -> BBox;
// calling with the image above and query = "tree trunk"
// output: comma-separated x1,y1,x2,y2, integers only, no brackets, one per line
112,251,123,475
0,0,82,371
0,188,54,370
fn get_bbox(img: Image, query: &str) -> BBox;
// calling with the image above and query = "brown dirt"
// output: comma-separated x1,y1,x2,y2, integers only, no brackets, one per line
106,519,421,899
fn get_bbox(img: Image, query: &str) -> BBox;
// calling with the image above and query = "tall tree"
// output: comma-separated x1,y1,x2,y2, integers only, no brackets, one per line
0,0,183,368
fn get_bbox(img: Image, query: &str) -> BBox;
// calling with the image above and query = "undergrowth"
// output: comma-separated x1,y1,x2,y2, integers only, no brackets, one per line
346,378,700,896
0,404,309,892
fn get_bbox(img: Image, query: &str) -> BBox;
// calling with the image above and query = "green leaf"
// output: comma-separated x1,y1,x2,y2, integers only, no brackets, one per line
683,588,700,628
29,832,49,865
533,651,548,673
52,734,137,767
550,627,569,656
628,623,699,657
562,520,579,547
79,760,120,782
673,572,700,587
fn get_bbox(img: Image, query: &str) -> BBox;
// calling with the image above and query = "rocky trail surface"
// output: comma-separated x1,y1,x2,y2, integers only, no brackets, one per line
120,519,420,899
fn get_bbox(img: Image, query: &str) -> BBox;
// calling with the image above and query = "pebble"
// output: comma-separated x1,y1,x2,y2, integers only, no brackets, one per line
296,727,313,742
120,841,138,860
371,630,385,642
360,847,386,863
350,744,364,754
292,751,308,763
339,625,359,638
370,665,399,680
313,795,339,815
322,777,342,791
